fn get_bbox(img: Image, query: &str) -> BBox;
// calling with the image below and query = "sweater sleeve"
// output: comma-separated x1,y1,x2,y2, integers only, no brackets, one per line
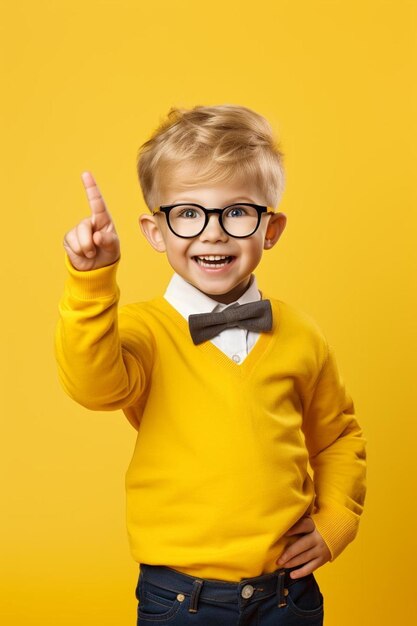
54,255,154,421
301,342,367,561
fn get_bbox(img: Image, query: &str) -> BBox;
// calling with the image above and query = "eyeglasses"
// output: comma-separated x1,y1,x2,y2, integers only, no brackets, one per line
153,203,275,238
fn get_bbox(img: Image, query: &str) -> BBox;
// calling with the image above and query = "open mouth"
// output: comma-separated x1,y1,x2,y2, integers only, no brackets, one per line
193,255,235,268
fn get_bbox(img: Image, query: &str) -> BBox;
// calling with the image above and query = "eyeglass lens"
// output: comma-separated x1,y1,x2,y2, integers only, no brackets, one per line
167,204,260,237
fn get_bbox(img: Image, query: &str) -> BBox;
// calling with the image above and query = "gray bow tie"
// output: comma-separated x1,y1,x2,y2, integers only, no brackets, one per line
188,300,273,345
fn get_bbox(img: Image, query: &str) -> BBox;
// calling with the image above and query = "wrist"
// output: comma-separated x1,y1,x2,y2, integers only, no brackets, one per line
64,253,120,299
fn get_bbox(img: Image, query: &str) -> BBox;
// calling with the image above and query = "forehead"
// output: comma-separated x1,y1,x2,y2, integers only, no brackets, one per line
157,165,264,206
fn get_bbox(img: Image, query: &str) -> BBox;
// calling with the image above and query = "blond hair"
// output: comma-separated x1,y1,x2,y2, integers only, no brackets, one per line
136,104,285,211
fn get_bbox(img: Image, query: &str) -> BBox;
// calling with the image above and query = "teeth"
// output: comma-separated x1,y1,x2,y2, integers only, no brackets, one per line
198,255,229,261
195,255,232,268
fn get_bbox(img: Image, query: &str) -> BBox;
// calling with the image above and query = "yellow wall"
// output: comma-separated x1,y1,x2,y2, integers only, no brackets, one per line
1,1,416,624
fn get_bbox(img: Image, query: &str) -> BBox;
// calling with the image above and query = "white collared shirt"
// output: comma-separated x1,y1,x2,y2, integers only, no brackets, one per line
163,273,262,364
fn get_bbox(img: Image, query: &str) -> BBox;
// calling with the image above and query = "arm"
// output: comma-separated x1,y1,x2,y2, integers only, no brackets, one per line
278,341,367,577
304,343,367,559
54,172,152,413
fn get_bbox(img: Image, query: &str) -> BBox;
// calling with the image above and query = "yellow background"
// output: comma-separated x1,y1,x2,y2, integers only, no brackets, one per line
1,1,416,624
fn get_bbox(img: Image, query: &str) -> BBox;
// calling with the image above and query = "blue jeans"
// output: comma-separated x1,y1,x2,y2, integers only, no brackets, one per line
135,563,324,625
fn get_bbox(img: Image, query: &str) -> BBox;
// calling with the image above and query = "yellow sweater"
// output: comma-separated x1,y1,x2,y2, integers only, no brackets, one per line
55,257,366,582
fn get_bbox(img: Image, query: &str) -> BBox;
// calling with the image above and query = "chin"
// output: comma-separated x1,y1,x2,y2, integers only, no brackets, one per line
203,282,250,304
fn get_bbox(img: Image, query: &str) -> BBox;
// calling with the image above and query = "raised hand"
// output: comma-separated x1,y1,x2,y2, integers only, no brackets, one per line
63,172,121,271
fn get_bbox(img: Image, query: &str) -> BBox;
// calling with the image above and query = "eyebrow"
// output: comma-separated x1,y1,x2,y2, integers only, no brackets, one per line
166,197,259,205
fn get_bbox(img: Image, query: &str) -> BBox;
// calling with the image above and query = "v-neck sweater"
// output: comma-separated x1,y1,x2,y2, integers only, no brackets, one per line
55,257,367,582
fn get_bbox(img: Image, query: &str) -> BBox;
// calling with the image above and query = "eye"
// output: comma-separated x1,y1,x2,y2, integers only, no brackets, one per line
224,205,248,218
177,207,200,219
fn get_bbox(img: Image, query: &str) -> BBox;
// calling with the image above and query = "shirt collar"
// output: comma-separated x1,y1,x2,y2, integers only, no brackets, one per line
164,273,261,320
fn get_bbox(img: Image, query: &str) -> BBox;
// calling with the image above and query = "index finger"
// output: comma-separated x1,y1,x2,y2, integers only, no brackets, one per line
81,171,111,226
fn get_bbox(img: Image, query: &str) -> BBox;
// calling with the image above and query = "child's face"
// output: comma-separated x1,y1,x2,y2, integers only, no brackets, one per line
139,176,286,304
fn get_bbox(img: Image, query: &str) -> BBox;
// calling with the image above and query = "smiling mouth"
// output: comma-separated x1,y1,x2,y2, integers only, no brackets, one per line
193,255,235,268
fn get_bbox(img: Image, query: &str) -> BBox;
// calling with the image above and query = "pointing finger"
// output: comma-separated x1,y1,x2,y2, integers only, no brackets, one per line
81,171,111,228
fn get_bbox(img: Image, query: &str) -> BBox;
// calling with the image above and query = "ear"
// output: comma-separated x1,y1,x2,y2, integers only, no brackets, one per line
263,212,287,250
139,213,167,252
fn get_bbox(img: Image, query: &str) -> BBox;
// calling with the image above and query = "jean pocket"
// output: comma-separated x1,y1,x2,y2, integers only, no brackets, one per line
136,574,184,622
286,573,324,618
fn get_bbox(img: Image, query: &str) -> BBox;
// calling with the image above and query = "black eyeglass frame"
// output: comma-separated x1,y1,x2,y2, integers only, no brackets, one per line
153,203,275,239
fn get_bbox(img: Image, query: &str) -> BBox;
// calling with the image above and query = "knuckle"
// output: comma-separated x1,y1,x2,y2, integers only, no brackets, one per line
63,233,77,251
80,217,92,229
64,227,75,240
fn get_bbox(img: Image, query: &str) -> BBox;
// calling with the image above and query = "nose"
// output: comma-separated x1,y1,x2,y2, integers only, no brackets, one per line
199,214,229,242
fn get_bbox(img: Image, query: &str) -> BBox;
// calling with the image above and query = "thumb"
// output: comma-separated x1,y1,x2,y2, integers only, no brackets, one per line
93,230,119,249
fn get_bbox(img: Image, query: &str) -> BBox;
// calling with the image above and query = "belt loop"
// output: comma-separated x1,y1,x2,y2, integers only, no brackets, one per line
277,570,287,608
189,579,204,613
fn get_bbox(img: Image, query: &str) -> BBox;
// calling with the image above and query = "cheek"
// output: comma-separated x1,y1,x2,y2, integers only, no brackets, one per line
165,242,189,265
242,242,264,265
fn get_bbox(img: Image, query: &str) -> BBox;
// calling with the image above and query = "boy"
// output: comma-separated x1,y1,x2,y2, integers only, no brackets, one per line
55,104,366,626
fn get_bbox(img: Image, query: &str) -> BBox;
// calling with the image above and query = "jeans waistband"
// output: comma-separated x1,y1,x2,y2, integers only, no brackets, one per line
139,563,302,609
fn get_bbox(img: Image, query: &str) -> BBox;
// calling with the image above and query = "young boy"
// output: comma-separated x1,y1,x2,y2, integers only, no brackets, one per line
55,104,366,626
